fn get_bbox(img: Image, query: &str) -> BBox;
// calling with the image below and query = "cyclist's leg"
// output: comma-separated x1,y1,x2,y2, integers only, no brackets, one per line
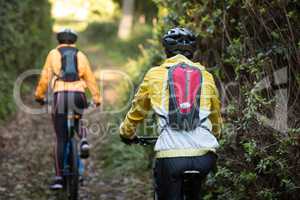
189,152,217,198
192,152,217,176
154,157,189,200
71,92,88,139
70,92,89,159
51,92,68,188
154,154,217,200
53,92,69,175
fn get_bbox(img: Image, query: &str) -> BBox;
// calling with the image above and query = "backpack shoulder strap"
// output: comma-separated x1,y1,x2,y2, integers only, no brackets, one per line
73,48,79,73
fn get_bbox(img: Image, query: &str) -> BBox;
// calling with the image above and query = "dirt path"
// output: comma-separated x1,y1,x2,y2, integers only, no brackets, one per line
0,97,128,200
0,36,147,200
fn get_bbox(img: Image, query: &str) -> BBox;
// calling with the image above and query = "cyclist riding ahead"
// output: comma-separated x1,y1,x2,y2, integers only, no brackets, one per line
35,28,101,190
120,27,222,199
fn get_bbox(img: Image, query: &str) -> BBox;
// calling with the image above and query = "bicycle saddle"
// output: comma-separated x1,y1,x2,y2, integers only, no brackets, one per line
183,170,200,174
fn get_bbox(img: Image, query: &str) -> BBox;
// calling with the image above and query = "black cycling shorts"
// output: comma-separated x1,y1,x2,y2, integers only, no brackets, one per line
154,152,217,200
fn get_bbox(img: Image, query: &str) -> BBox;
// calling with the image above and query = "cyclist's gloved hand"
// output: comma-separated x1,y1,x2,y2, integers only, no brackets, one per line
120,135,138,145
35,98,45,105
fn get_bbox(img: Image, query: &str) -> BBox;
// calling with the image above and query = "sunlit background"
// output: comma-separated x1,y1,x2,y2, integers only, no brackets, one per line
46,0,159,106
50,0,119,31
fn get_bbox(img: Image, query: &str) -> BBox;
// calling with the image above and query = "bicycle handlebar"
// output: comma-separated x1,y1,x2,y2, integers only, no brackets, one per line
136,136,158,146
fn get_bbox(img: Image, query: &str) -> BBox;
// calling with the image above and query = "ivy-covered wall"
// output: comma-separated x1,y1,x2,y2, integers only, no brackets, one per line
0,0,53,120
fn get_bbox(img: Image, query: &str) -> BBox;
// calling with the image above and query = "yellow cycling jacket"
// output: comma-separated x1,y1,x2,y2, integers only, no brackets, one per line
35,44,101,104
120,54,222,158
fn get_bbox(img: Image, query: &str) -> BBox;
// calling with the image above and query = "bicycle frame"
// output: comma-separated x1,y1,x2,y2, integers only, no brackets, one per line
45,99,93,200
63,110,79,200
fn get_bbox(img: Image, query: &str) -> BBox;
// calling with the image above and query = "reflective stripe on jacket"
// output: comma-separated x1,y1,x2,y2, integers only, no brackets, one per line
120,54,222,158
35,44,101,104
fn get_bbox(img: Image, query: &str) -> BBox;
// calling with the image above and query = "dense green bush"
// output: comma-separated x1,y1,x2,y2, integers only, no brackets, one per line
85,21,119,41
0,0,52,120
151,0,300,199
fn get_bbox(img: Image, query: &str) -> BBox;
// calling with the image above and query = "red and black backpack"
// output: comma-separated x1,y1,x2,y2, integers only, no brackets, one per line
167,62,203,131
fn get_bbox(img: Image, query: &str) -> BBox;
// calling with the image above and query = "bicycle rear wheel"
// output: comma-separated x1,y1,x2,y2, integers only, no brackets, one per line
66,139,79,200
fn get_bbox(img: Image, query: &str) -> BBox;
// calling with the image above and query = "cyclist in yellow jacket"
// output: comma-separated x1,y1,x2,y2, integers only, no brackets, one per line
120,28,222,199
35,28,101,190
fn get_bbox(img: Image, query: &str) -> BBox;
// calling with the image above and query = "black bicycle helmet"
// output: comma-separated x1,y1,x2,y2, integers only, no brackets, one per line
162,27,197,59
56,28,78,44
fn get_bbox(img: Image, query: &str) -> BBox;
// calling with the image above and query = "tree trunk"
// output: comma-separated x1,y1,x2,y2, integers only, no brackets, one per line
118,0,134,39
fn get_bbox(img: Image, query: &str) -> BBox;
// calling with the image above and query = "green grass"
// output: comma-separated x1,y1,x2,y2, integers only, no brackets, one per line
77,20,157,176
99,135,150,176
83,21,153,65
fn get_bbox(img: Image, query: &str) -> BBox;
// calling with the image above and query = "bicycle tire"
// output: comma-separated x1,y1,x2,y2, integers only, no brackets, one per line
68,139,79,200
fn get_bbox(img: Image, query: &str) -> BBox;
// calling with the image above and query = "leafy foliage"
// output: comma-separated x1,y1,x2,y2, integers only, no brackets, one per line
0,0,53,120
113,0,158,23
150,0,300,199
107,0,300,199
